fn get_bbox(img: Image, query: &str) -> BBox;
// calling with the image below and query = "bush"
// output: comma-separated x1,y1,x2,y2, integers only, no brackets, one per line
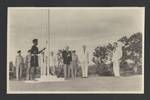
93,32,142,76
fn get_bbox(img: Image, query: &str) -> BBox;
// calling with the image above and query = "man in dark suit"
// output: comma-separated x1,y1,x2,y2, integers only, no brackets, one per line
62,46,72,80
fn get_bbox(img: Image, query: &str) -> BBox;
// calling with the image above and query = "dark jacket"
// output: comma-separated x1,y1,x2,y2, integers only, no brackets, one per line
62,50,72,65
30,45,39,67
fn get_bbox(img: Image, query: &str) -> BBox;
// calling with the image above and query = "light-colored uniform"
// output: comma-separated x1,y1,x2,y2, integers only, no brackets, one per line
71,54,78,79
80,50,89,77
112,43,123,76
15,55,24,80
25,54,31,80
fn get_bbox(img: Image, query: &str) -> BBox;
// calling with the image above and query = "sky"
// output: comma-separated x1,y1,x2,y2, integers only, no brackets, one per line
7,7,144,64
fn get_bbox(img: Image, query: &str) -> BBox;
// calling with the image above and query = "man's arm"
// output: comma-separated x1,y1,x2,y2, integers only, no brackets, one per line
76,55,79,64
69,51,72,61
38,48,46,54
62,51,65,59
25,56,27,64
21,56,24,64
87,52,89,64
15,57,17,66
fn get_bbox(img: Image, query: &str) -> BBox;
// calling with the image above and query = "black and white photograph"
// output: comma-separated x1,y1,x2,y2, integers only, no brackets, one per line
7,7,144,94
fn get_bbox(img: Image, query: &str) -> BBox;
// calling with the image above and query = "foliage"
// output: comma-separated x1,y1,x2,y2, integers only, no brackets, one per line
93,32,142,76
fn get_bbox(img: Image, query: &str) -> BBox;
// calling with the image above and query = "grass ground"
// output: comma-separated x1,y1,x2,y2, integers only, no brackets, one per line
8,75,143,93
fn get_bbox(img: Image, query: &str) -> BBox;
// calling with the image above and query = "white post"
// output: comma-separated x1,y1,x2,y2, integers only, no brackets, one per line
47,9,50,76
46,40,50,76
40,9,47,77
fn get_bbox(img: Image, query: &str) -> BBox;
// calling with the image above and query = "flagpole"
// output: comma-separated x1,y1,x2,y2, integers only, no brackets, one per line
47,9,50,76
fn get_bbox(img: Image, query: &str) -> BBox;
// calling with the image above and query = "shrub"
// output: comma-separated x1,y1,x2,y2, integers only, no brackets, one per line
93,32,142,76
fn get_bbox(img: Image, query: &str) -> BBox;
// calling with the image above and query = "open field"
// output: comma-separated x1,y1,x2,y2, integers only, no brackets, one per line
8,75,143,93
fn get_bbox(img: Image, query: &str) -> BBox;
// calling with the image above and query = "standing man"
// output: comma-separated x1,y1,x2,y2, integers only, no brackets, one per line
112,42,123,77
62,46,72,80
15,50,24,80
81,45,89,78
25,50,31,80
71,50,79,79
30,39,46,80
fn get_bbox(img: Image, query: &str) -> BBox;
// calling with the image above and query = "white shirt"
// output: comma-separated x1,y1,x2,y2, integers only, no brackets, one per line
15,55,24,67
112,44,123,61
80,50,89,63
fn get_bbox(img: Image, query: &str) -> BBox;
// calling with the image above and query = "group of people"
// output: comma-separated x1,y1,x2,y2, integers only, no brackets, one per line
14,38,124,81
60,45,89,79
15,39,90,81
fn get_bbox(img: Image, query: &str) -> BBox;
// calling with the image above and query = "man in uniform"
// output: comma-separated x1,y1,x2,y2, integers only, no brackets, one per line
15,50,24,80
30,39,46,80
71,50,79,79
112,42,124,77
80,45,89,78
25,50,31,80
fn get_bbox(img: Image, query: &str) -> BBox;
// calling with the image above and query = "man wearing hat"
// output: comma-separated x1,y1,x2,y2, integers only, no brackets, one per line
30,39,46,80
62,46,72,79
15,50,24,80
80,45,89,78
25,50,31,80
70,50,79,79
112,41,124,77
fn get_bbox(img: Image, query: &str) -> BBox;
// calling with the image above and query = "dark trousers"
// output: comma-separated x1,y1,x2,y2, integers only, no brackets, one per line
64,64,71,79
30,66,38,80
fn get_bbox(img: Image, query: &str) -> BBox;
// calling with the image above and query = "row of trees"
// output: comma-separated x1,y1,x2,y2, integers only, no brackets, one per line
92,32,142,76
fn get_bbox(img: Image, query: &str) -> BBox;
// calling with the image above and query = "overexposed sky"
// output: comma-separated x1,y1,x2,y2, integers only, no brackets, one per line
8,7,144,63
